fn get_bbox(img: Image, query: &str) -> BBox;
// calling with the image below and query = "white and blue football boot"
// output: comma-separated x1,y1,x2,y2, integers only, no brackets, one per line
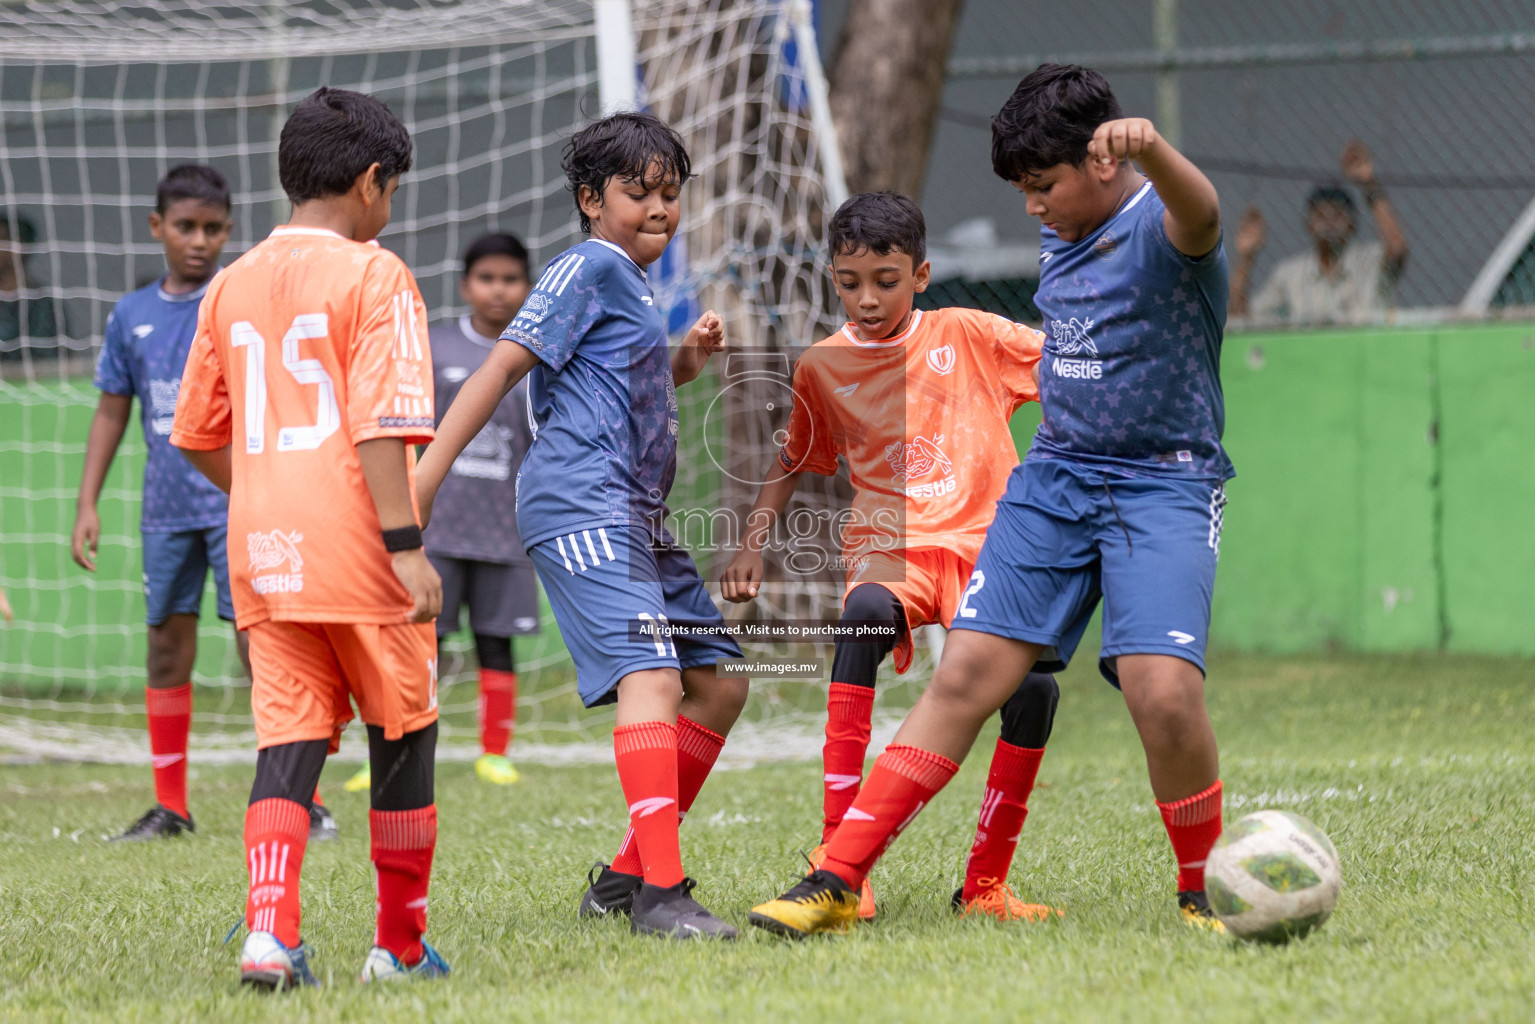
239,930,319,991
359,941,451,982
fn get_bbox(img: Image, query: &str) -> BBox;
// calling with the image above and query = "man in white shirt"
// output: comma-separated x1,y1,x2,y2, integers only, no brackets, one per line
1230,141,1410,325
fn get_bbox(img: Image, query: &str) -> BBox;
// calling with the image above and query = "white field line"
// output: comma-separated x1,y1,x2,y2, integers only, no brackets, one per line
0,714,906,768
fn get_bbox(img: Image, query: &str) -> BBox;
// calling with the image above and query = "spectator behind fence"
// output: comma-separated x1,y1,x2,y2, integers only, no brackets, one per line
1229,141,1409,325
0,212,62,356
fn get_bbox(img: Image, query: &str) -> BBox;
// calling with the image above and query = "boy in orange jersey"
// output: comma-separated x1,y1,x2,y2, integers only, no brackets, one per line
172,87,448,989
721,192,1061,923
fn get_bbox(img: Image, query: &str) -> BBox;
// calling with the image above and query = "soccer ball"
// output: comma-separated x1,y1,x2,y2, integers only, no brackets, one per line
1204,809,1341,942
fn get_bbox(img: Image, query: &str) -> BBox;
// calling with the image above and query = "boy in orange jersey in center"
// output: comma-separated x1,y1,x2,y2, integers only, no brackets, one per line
172,87,449,989
720,192,1061,924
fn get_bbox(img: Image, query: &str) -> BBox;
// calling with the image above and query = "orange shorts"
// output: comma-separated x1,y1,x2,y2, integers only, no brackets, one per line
247,619,439,749
843,547,976,674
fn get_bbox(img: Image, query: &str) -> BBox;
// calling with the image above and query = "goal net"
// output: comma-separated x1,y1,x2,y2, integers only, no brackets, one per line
0,0,934,765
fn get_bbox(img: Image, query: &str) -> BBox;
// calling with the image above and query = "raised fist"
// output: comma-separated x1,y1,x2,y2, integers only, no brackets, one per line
1088,118,1161,165
1340,140,1376,185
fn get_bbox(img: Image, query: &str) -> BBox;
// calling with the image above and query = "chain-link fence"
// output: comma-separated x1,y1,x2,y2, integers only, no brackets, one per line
878,0,1535,328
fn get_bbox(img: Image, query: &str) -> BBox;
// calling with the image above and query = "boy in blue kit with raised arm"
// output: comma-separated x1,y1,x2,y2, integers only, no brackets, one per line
70,165,336,843
751,63,1233,937
416,111,747,940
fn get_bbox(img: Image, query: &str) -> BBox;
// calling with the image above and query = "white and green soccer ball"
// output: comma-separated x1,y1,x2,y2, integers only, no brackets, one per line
1204,809,1341,943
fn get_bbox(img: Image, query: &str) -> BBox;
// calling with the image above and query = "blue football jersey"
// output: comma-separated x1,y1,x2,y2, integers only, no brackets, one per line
1031,181,1234,481
502,239,678,548
93,277,229,532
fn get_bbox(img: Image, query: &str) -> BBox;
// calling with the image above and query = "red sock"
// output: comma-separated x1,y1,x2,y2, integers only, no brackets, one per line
962,741,1044,900
312,787,325,807
146,684,191,817
822,683,875,843
479,669,517,757
1158,779,1223,892
613,721,683,888
821,744,958,889
610,715,724,876
370,805,437,965
244,798,309,948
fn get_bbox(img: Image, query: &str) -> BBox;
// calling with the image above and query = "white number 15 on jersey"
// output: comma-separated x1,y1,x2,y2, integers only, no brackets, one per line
231,314,340,454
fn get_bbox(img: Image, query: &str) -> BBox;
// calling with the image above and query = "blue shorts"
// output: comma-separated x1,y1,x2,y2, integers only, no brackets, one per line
952,458,1227,686
528,525,743,707
142,523,234,626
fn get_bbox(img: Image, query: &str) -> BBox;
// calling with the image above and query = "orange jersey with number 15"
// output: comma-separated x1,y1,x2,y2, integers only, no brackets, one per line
171,227,435,628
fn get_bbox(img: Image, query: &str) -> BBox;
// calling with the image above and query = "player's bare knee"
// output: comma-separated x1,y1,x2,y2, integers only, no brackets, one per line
615,666,685,723
712,674,751,721
924,663,1000,724
1124,678,1208,751
681,665,748,721
146,615,197,687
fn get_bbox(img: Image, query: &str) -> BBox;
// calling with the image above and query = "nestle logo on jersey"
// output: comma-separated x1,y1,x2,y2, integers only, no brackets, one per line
248,529,304,595
518,292,552,324
1051,357,1103,380
1048,317,1102,379
885,434,958,498
1049,317,1097,357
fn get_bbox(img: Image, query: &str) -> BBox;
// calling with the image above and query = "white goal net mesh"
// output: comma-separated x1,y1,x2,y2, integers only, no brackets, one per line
0,0,935,765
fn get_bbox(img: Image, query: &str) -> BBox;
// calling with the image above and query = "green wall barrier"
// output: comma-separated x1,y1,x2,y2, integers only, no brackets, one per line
1215,328,1442,652
1215,321,1535,654
1437,324,1535,653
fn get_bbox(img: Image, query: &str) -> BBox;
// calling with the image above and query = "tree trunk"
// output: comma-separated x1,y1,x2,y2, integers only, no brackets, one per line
828,0,965,197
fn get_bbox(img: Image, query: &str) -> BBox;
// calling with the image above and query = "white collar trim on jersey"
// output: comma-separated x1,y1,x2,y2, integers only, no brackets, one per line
270,226,349,240
589,238,648,279
1114,181,1154,220
458,314,499,349
157,275,213,303
841,307,923,348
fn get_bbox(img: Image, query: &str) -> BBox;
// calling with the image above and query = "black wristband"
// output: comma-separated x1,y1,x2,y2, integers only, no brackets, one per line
1361,183,1385,206
382,524,424,552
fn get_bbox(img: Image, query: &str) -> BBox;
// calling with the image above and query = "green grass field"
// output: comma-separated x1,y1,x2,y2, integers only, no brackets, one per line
2,652,1533,1023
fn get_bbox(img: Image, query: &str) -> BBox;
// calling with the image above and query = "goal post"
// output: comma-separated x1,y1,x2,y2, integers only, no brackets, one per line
0,0,920,765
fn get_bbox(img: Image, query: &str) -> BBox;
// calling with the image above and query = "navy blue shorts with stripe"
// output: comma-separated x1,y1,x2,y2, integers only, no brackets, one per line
142,523,234,626
528,525,743,707
952,458,1227,686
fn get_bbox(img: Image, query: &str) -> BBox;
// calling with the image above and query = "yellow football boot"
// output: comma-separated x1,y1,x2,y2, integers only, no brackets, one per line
807,842,876,920
1179,890,1227,934
474,753,521,786
748,870,861,938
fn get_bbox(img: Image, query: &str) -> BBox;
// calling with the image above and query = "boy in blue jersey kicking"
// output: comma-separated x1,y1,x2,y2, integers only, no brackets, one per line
417,111,746,940
751,63,1233,937
71,165,336,843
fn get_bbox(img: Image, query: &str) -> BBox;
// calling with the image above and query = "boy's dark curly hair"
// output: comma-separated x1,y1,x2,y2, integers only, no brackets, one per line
991,64,1123,182
561,111,692,234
